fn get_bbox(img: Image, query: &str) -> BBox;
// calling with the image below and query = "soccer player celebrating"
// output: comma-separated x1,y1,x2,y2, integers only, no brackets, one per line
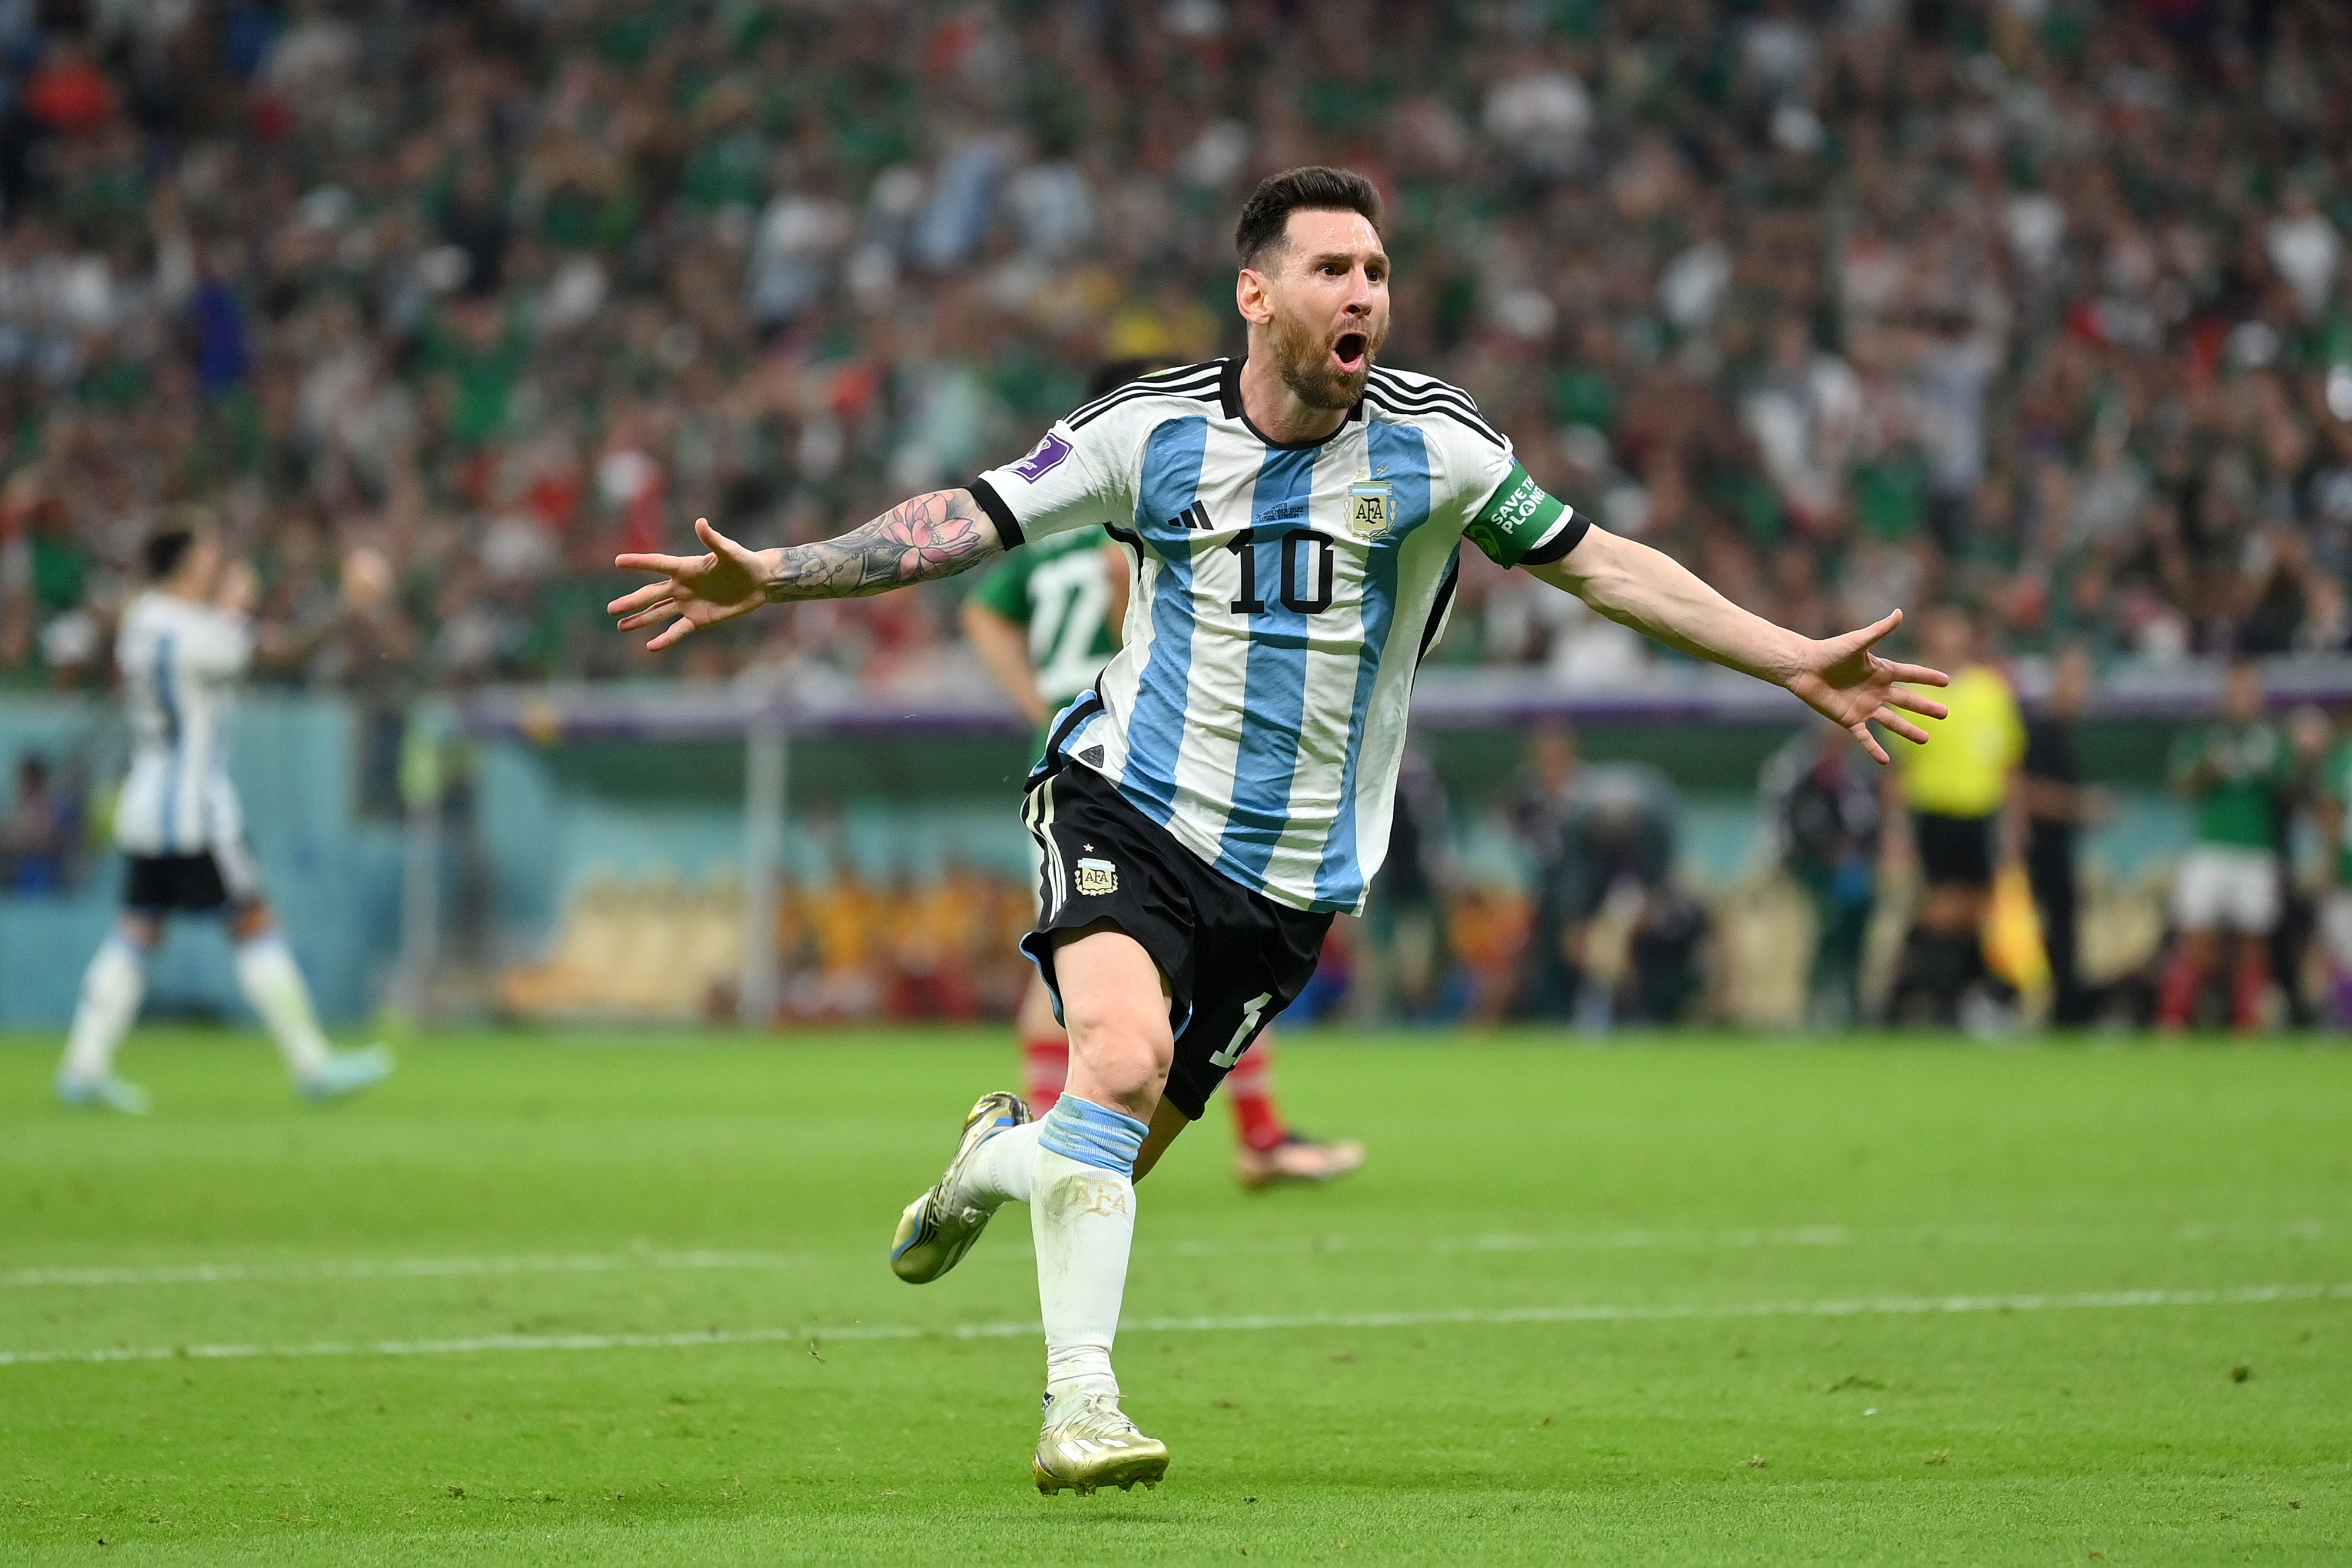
56,514,394,1114
611,167,1949,1494
963,357,1365,1190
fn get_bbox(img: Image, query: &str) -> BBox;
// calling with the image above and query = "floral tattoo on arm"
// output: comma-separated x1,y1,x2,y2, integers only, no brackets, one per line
765,489,1004,602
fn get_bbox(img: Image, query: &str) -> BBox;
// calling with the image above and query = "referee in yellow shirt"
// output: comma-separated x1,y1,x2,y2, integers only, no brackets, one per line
1883,608,2025,1026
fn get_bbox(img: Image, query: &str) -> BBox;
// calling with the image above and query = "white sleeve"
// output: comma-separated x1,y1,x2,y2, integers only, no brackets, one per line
1433,414,1585,570
181,607,254,677
1436,414,1517,524
970,414,1137,549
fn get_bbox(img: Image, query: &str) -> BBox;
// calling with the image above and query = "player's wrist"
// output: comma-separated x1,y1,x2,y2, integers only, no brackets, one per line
754,547,793,604
1768,628,1818,689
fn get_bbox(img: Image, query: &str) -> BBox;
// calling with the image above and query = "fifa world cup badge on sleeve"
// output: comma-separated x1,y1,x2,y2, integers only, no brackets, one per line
1012,431,1073,482
1075,857,1119,896
1347,479,1392,541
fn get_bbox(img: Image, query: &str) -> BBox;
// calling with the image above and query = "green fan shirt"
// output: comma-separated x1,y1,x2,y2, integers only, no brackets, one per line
965,524,1122,756
2168,721,2290,850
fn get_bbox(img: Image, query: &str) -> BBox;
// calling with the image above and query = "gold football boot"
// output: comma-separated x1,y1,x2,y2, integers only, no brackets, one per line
1033,1392,1169,1495
889,1091,1031,1284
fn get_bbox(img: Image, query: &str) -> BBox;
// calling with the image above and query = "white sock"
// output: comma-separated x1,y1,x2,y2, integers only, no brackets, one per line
62,936,145,1081
961,1121,1042,1209
234,935,332,1080
1031,1095,1147,1402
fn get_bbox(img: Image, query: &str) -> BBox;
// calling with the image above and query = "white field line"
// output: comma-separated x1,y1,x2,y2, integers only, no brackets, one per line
3,1219,2341,1291
1168,1218,2345,1258
0,1250,812,1290
1,1282,2344,1370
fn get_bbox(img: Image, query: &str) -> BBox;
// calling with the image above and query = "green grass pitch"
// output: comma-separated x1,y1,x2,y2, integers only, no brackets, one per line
2,1028,2348,1565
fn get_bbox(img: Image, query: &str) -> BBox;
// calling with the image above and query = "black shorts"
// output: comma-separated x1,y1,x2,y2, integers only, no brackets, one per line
1019,759,1332,1121
124,851,260,917
1912,810,1994,891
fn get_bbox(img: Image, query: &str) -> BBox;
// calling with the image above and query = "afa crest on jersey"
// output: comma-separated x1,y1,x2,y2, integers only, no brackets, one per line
1346,480,1391,541
1075,857,1119,896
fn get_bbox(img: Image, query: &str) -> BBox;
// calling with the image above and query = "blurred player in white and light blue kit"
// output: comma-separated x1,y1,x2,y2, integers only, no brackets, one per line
55,513,394,1114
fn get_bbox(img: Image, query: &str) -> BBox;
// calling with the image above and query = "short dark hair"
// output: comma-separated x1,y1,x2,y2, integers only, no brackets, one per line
1234,166,1382,268
145,504,218,580
144,527,197,581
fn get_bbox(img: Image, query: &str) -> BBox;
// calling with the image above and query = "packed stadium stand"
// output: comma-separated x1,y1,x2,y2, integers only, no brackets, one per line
5,0,2350,705
2,0,2350,1031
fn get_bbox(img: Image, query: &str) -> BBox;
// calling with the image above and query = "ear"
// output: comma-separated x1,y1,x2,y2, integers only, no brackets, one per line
1235,266,1274,327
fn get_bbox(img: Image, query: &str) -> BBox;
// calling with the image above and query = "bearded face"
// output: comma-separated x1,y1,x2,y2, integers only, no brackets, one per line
1250,209,1391,414
1268,297,1386,411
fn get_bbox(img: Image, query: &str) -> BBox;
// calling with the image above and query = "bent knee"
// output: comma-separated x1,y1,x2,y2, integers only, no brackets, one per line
1062,1011,1171,1108
1066,1019,1170,1091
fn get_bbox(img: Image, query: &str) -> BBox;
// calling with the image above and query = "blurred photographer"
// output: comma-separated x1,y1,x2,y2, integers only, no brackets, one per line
1,755,79,894
1762,722,1886,1028
1517,750,1704,1030
2020,645,2109,1028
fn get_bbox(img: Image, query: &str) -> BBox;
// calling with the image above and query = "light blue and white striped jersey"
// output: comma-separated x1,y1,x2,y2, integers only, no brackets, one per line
112,589,254,860
972,358,1582,915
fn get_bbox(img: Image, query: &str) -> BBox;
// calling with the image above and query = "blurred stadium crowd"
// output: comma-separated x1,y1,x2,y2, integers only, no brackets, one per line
2,0,2351,705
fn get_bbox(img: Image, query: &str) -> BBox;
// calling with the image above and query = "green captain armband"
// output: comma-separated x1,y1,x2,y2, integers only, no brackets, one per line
1463,462,1582,569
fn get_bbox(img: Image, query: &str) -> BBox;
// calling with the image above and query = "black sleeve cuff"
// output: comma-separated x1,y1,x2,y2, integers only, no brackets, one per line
1517,508,1589,567
968,478,1024,550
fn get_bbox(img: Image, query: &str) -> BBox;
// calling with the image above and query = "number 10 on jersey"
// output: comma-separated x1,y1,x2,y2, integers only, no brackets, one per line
1227,529,1336,616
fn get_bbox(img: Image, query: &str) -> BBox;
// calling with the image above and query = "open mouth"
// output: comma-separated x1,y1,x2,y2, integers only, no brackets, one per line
1332,331,1368,373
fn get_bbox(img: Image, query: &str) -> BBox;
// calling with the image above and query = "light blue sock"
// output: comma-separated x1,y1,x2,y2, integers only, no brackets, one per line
1037,1095,1148,1175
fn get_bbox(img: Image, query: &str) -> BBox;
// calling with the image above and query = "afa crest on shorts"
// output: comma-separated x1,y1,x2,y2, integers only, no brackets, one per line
1075,857,1118,896
1347,480,1391,541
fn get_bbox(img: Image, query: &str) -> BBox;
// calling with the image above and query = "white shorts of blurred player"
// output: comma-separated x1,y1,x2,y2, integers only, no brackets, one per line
2320,891,2352,968
2171,845,2281,935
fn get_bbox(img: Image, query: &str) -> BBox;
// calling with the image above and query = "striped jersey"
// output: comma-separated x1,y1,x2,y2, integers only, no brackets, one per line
972,357,1583,915
112,589,254,859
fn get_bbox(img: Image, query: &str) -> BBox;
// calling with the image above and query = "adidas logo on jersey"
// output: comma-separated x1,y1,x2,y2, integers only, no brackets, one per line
1168,501,1212,531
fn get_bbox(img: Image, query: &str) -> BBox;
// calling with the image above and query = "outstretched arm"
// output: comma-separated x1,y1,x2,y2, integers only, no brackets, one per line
1527,526,1950,763
609,489,1005,652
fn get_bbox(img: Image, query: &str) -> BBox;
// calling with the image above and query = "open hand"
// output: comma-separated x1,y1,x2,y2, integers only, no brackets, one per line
1784,609,1949,765
217,559,258,616
609,518,776,651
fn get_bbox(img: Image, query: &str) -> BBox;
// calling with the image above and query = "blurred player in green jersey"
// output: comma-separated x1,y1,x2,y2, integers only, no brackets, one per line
2313,710,2352,1027
959,361,1365,1190
2158,659,2291,1032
